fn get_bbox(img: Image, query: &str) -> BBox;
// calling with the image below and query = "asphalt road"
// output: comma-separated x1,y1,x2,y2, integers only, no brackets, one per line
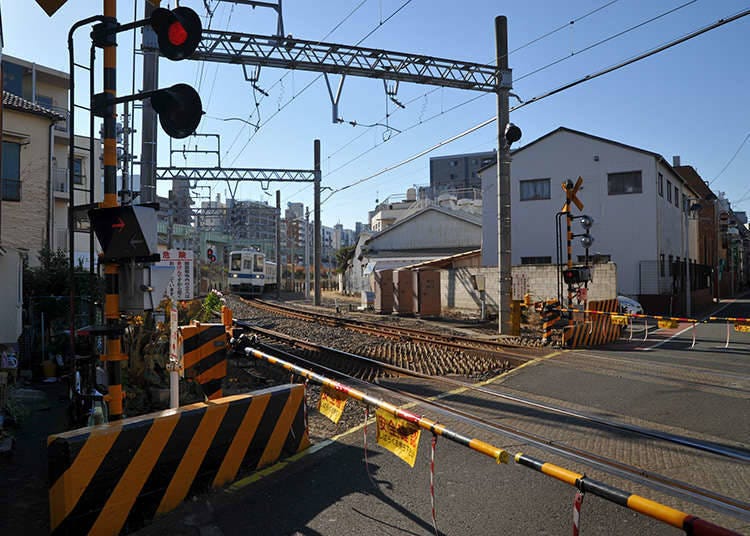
135,296,750,535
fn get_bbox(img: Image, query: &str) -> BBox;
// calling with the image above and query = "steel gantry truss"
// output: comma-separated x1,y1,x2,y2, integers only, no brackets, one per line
163,19,513,319
195,30,511,93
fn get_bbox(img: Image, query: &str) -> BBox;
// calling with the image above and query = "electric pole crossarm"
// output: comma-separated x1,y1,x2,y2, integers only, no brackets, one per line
195,30,507,93
156,167,316,182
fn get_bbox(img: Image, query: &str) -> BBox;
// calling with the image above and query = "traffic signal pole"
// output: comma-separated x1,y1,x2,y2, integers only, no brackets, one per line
102,0,126,420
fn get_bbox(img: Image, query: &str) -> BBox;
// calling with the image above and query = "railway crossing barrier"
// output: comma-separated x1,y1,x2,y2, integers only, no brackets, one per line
233,337,739,535
47,384,309,535
555,307,750,349
179,321,229,400
561,298,621,348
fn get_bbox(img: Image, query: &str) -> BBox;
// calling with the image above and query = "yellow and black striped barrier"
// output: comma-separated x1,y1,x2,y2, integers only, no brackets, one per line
48,384,310,535
180,322,229,400
237,342,738,535
541,299,561,344
561,298,622,348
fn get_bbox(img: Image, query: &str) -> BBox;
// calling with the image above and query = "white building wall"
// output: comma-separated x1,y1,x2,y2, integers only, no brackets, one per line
482,129,693,296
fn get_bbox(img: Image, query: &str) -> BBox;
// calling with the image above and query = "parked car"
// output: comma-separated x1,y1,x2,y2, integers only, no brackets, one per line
617,295,644,315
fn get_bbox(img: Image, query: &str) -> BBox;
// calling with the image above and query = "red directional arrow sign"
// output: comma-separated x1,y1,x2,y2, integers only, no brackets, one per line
36,0,68,16
89,205,159,260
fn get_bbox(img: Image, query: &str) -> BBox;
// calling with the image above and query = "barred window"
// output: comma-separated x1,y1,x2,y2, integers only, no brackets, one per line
608,171,642,195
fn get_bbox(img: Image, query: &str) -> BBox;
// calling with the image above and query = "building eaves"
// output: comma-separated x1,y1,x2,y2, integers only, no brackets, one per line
3,91,65,121
402,249,481,269
672,165,717,200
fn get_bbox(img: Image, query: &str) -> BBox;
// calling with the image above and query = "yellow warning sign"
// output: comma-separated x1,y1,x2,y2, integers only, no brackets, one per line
318,384,347,424
734,322,750,333
657,319,678,329
611,315,628,326
375,408,422,467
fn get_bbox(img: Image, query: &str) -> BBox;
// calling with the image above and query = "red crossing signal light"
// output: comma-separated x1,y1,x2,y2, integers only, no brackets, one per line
150,7,202,61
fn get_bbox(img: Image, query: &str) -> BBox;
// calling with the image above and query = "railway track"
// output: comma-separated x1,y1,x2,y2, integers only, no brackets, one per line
236,296,542,366
230,319,750,521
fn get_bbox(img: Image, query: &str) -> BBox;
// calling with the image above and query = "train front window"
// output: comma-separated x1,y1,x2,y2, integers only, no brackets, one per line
230,254,242,271
243,259,253,270
254,255,263,272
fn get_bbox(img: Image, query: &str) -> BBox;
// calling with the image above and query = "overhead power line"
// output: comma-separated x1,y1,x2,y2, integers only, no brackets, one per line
709,132,750,186
322,7,750,203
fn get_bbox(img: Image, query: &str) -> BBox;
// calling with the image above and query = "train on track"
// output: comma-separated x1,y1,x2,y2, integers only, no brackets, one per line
228,248,277,296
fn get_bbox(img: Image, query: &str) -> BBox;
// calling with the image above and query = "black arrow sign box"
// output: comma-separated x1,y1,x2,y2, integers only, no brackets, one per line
89,205,159,261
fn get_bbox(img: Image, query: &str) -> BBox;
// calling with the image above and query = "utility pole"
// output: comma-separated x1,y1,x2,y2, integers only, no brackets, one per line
275,189,281,300
496,16,512,335
314,139,321,306
140,0,160,203
305,207,310,298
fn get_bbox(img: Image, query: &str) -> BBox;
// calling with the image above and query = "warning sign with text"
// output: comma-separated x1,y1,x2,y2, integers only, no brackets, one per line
157,249,195,301
375,409,422,468
318,384,348,424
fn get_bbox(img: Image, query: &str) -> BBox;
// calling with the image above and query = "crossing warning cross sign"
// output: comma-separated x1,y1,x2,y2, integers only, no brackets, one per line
36,0,68,16
561,176,584,212
89,205,159,261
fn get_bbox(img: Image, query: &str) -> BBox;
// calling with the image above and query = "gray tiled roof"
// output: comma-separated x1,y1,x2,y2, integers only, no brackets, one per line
3,91,65,121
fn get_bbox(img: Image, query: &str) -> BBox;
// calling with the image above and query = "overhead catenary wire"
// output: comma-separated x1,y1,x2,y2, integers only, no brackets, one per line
325,0,621,163
221,0,372,161
226,0,415,166
321,7,750,204
322,0,702,184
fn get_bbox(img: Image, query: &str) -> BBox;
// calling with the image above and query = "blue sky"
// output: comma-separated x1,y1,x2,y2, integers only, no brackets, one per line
3,1,749,229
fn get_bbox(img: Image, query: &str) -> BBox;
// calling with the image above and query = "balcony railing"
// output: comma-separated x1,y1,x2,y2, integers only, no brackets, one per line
53,169,68,194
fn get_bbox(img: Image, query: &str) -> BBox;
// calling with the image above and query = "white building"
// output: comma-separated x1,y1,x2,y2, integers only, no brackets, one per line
481,127,700,298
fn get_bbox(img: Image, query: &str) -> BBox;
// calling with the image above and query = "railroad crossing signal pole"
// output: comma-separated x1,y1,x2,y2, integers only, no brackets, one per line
496,16,512,335
314,140,322,306
101,0,127,421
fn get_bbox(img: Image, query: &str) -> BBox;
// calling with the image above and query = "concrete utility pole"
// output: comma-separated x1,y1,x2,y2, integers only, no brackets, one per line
275,189,281,300
140,0,160,203
305,207,310,298
496,16,512,335
314,139,321,306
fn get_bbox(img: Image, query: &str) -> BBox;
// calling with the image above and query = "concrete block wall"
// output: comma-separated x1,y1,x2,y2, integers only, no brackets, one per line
441,263,618,313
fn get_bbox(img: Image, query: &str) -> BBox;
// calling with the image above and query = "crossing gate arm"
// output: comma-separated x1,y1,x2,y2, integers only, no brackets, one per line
237,341,739,535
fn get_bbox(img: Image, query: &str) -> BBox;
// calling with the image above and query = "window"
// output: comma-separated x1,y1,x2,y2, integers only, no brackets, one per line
660,254,665,277
2,62,23,97
607,171,642,195
658,173,664,197
450,160,459,167
666,180,672,202
243,259,253,270
668,255,673,276
2,141,21,201
674,186,679,207
521,256,552,265
73,157,84,185
230,253,242,271
683,193,688,213
36,95,53,109
254,254,263,272
519,178,551,201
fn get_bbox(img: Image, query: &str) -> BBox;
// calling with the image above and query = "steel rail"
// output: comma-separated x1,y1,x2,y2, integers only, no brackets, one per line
238,320,750,464
234,337,745,532
243,297,538,360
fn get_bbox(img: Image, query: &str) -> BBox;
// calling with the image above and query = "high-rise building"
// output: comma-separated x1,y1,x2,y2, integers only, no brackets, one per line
429,151,495,196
